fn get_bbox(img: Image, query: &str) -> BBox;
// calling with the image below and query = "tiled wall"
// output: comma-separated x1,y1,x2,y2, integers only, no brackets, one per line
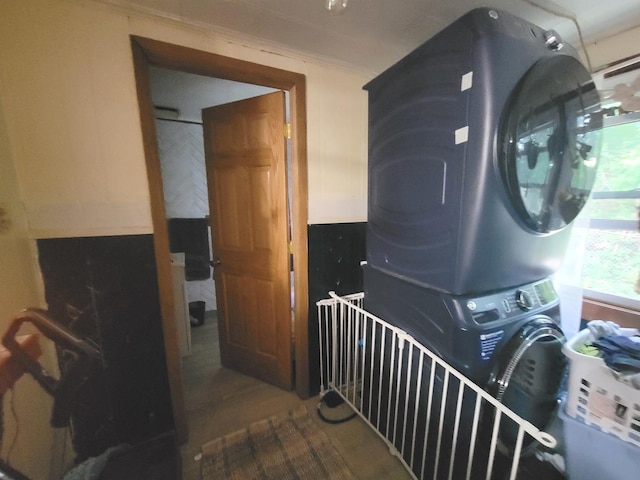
307,222,367,393
155,119,217,310
37,235,174,459
33,221,367,448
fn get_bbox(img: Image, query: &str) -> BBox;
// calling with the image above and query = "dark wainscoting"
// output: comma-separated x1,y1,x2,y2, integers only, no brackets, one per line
307,222,366,395
37,235,174,461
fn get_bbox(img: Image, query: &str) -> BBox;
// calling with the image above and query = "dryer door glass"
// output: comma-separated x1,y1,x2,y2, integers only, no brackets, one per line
500,56,602,233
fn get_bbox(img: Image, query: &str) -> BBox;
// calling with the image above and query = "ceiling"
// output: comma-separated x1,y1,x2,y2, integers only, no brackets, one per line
102,0,640,75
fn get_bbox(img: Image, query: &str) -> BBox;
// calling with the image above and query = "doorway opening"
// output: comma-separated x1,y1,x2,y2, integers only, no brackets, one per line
130,36,310,444
150,68,278,357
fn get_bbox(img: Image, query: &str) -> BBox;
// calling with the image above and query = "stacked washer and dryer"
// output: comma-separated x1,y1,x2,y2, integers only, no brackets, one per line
362,7,602,458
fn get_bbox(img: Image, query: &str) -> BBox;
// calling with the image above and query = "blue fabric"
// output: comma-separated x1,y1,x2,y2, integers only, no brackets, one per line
593,335,640,373
63,444,130,480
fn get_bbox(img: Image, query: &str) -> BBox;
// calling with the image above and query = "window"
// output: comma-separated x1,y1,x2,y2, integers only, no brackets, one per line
578,111,640,310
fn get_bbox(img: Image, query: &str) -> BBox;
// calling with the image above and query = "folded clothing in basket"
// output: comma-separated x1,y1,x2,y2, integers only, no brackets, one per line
593,335,640,379
579,321,640,390
587,319,626,339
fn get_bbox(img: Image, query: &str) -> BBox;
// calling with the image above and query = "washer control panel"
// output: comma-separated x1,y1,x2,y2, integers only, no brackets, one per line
466,278,558,324
515,289,534,311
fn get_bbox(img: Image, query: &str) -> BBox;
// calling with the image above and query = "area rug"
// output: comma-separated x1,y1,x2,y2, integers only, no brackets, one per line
200,405,355,479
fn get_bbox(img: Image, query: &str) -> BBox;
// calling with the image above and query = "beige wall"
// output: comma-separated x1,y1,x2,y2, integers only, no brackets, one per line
0,72,63,480
588,24,640,72
1,0,369,239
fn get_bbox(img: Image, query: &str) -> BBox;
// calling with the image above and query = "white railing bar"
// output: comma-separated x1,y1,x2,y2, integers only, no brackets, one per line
486,409,501,480
353,307,361,407
331,303,338,400
465,394,483,480
318,303,325,394
433,369,450,480
339,302,345,396
409,351,424,470
386,333,397,438
325,291,557,449
325,305,331,394
392,335,405,447
316,292,364,306
346,302,352,402
447,380,465,480
376,327,386,431
420,359,436,480
367,318,376,420
352,303,358,406
351,307,357,405
401,341,414,458
360,315,368,412
509,427,525,480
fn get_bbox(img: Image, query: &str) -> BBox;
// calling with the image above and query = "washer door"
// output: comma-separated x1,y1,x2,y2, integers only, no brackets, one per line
490,316,565,453
499,56,602,233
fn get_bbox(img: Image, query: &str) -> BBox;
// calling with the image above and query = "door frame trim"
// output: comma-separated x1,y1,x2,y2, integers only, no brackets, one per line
130,36,310,443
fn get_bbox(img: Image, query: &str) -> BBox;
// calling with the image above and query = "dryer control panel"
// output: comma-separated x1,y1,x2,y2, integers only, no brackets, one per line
466,278,559,325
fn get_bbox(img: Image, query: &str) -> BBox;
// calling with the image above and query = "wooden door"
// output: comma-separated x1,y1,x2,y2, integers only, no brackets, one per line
202,91,292,390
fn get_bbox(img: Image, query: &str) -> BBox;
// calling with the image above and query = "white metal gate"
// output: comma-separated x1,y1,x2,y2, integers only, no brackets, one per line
317,292,557,480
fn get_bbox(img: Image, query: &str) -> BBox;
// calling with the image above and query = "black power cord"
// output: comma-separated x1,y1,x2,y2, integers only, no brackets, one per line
316,391,357,424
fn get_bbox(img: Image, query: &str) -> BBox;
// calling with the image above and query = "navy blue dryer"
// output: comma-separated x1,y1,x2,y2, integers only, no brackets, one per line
364,7,602,295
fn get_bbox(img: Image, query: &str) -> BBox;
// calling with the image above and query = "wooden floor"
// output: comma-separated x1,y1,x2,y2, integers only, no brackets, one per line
180,312,410,480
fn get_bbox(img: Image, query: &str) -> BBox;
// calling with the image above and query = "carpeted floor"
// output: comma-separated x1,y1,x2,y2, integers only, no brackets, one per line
200,406,355,480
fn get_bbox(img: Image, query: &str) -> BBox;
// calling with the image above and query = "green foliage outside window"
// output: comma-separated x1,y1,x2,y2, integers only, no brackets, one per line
580,119,640,301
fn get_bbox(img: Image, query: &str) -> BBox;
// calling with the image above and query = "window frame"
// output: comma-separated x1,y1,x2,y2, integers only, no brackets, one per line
581,110,640,328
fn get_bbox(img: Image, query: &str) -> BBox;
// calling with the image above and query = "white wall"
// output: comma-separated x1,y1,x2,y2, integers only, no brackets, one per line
155,119,217,310
0,0,370,239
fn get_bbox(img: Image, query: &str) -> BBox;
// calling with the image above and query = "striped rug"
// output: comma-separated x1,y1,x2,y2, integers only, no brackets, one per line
200,406,354,480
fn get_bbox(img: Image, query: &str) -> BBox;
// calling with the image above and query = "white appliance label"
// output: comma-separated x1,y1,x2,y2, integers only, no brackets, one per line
461,71,473,91
455,126,469,144
480,330,504,360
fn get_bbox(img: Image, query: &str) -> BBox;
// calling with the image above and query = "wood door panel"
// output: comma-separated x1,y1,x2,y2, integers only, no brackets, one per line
220,273,276,353
212,167,246,249
203,91,292,390
249,167,273,250
253,277,278,355
217,271,281,380
222,273,250,347
209,112,276,155
212,166,274,252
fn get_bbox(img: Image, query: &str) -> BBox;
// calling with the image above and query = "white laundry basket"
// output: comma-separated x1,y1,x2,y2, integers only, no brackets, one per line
562,328,640,447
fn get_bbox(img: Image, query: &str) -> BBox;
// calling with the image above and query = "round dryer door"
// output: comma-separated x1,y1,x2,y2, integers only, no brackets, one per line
499,55,602,233
490,316,565,454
